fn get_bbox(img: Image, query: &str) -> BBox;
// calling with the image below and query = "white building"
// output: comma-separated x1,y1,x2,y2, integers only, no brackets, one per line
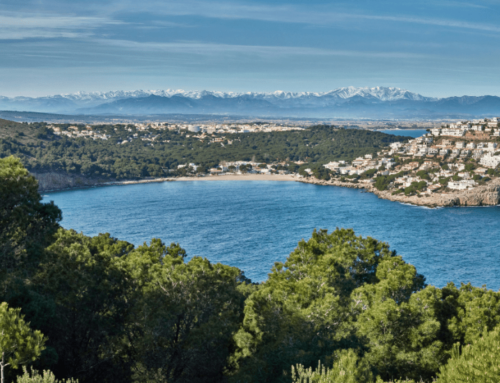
479,153,500,168
441,128,465,137
448,180,476,190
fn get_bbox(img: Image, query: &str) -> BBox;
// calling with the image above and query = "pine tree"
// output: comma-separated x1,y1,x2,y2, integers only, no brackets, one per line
0,303,46,383
436,326,500,383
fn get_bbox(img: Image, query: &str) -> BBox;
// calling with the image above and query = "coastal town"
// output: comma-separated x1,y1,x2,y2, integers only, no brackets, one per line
322,117,500,193
40,117,500,207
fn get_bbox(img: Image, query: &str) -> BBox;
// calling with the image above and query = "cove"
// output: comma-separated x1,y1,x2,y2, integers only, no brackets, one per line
43,181,500,289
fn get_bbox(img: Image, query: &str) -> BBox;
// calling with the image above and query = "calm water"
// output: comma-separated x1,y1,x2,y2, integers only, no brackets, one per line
381,129,426,137
43,181,500,289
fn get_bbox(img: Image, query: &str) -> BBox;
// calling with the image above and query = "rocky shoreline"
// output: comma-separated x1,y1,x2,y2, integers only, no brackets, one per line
34,171,500,208
301,177,500,207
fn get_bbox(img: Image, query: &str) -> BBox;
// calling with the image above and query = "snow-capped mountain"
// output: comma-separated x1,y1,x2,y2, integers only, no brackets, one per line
0,87,498,119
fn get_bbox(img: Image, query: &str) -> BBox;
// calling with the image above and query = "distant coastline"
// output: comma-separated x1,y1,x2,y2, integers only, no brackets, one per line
175,174,299,182
36,172,500,208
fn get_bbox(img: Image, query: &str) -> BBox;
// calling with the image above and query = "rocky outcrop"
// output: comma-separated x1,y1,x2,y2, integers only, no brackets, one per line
373,180,500,207
303,177,500,208
32,172,175,193
300,179,367,189
32,172,104,192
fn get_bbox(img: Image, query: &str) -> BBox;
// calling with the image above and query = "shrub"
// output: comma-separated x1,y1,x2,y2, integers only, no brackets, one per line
416,170,430,180
464,163,476,171
17,367,78,383
292,349,373,383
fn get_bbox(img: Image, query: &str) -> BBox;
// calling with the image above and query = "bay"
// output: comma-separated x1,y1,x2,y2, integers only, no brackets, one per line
381,129,427,137
43,181,500,289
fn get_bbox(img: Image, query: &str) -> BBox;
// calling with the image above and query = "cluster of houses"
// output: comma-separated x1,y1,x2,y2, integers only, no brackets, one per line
321,117,500,194
46,117,500,194
173,161,293,176
49,126,111,140
169,123,303,134
47,122,303,145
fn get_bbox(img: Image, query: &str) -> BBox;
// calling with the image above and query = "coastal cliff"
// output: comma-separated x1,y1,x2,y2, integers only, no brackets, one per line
33,171,174,192
33,172,102,192
373,180,500,207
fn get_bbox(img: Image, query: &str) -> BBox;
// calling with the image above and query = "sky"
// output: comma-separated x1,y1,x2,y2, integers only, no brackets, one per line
1,0,500,98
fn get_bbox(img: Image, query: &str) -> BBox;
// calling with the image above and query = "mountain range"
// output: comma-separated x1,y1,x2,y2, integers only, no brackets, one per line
1,87,500,119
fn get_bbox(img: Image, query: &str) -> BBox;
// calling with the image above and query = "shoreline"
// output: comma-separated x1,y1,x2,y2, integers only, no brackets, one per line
36,172,500,208
175,174,300,182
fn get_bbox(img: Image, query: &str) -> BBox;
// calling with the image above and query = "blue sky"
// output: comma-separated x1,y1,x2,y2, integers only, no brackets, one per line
1,0,500,97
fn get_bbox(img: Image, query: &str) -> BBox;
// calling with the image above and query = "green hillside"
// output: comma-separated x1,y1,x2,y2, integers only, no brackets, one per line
0,119,409,179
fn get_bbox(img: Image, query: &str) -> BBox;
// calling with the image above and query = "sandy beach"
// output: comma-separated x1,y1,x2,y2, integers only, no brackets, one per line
175,174,300,182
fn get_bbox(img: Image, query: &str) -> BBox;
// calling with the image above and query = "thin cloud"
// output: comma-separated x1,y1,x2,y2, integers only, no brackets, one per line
0,13,121,40
95,38,431,59
134,0,500,33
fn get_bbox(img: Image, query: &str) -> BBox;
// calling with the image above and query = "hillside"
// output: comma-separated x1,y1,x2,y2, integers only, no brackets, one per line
0,119,409,181
0,118,47,144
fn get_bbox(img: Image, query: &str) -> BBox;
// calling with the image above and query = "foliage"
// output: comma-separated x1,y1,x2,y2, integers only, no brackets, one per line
17,367,77,383
123,240,247,383
439,177,449,186
361,168,378,179
4,159,500,383
230,229,405,383
464,163,476,171
0,303,46,383
404,181,427,196
375,172,406,191
416,170,430,180
312,167,331,180
0,120,408,180
291,349,373,383
436,327,500,382
0,156,61,285
27,230,134,383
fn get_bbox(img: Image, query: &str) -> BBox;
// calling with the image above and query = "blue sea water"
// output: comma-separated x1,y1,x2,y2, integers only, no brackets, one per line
43,181,500,290
381,129,427,138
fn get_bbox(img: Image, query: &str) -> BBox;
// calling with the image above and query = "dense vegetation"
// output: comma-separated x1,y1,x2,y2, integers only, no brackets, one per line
0,119,407,179
2,155,500,383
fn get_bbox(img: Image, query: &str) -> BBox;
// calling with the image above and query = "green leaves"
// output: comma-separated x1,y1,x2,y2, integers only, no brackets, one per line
230,229,399,383
124,240,247,383
436,327,500,383
16,367,78,383
0,302,46,381
292,349,374,383
0,156,61,283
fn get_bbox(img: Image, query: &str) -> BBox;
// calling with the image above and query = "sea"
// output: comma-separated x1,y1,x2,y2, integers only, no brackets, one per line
43,180,500,290
380,129,426,137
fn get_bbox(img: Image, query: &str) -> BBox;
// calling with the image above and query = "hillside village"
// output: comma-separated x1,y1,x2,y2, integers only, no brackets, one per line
321,117,500,196
167,117,500,199
44,118,500,198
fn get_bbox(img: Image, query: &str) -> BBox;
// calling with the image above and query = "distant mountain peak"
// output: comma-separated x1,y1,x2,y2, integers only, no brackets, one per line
1,87,498,119
19,86,431,103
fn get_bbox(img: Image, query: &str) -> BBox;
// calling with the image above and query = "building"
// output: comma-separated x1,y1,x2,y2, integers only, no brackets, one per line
448,180,476,190
479,153,500,168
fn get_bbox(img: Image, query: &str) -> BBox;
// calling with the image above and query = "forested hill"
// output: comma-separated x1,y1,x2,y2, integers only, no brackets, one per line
0,119,409,180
